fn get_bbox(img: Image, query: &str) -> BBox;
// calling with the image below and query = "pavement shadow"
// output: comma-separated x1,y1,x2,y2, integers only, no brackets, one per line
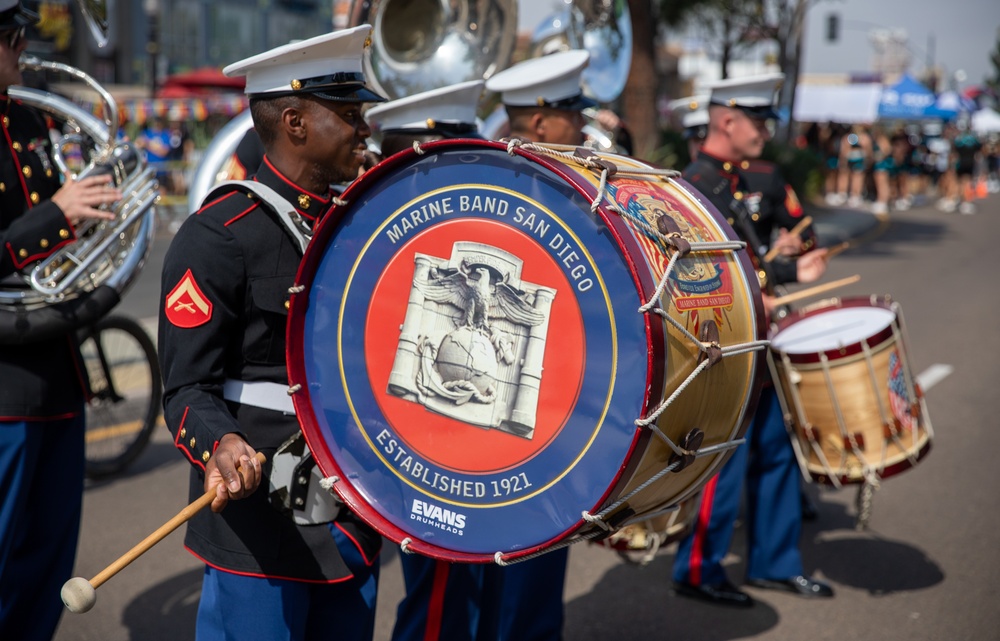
121,567,201,640
800,489,944,595
563,551,780,640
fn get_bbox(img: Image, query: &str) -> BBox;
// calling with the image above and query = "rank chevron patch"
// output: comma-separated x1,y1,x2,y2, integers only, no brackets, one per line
165,268,213,328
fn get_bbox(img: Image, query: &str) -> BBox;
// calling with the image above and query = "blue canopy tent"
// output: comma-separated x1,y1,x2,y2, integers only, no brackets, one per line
878,75,954,120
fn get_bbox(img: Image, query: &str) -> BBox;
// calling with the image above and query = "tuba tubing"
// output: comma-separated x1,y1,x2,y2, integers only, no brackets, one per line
0,58,159,340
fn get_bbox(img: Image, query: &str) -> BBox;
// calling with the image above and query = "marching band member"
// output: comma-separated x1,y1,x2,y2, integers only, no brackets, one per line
487,49,596,148
158,27,387,640
363,79,496,641
670,73,834,607
668,94,709,162
0,2,121,639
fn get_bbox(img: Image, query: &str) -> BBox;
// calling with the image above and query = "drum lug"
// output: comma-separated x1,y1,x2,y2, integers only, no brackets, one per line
669,428,705,471
698,321,722,368
654,214,691,256
844,433,866,452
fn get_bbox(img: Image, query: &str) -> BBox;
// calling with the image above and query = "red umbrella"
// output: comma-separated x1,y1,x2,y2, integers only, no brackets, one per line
156,67,245,98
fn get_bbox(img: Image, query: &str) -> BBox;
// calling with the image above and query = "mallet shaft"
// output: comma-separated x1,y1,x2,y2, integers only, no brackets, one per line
89,452,266,589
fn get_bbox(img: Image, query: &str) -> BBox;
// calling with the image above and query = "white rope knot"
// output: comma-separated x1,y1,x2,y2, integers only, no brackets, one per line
581,510,612,531
287,383,302,395
288,284,305,294
400,537,414,554
411,141,426,155
493,551,509,566
318,475,340,492
332,196,348,207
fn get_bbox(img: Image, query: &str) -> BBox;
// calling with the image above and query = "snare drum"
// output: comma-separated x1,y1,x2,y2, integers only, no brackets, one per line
769,296,933,485
287,140,764,562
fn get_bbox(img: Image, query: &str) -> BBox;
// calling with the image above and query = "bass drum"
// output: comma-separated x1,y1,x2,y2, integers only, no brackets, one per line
287,140,765,562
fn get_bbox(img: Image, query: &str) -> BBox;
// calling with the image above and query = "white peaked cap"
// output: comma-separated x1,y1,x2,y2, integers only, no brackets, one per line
668,95,710,128
485,50,597,111
707,73,784,117
223,25,385,103
366,80,485,134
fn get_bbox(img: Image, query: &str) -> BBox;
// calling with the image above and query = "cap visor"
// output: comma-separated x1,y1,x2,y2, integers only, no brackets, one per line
311,86,387,103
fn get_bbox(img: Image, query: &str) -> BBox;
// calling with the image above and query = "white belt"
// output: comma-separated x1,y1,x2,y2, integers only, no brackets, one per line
222,379,295,415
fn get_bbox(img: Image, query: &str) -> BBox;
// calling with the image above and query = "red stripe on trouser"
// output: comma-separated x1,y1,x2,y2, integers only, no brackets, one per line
690,475,719,585
424,560,450,641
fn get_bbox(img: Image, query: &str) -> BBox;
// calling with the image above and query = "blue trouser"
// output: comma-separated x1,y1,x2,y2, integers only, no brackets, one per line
195,524,379,641
673,388,803,585
0,414,85,641
391,547,567,641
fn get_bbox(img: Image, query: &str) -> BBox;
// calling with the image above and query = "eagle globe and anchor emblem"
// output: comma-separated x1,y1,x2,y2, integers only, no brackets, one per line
386,242,557,439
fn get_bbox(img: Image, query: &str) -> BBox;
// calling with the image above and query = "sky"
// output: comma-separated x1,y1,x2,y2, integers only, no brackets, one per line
517,0,1000,89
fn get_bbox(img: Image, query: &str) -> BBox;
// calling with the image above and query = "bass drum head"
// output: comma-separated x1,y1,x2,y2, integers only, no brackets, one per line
287,140,737,561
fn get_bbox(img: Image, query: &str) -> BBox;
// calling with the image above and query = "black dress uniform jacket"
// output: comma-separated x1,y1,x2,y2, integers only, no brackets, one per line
158,157,380,582
681,150,798,289
0,95,86,419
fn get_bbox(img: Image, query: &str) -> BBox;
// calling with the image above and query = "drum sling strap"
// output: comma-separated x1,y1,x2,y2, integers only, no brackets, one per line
204,180,341,525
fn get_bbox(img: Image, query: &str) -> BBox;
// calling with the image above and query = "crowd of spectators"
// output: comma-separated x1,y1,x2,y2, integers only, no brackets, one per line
804,120,999,216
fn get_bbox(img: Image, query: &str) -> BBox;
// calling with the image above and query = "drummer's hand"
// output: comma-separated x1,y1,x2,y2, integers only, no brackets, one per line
205,433,261,513
52,175,120,227
795,248,829,284
761,292,778,323
774,228,804,256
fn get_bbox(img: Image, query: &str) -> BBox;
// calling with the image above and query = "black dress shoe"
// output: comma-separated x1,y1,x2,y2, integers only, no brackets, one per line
747,575,834,598
673,581,754,608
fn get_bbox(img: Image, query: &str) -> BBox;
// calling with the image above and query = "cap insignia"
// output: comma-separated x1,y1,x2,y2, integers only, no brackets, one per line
291,79,303,91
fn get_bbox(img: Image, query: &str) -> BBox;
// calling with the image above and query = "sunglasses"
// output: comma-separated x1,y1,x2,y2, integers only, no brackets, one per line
2,26,25,50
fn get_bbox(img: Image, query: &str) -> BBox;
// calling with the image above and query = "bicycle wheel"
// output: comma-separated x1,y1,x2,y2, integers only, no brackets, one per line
80,315,163,479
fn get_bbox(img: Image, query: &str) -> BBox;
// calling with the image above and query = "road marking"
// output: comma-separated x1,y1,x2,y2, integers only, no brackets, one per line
915,364,953,392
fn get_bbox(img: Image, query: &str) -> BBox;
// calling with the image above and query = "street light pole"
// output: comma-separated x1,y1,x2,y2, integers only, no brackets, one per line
144,0,160,97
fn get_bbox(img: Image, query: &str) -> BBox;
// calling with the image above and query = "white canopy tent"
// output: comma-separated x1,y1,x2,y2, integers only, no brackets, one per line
971,108,1000,134
794,84,882,124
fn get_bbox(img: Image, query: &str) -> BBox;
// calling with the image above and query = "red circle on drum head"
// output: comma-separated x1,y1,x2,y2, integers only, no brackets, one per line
364,218,586,473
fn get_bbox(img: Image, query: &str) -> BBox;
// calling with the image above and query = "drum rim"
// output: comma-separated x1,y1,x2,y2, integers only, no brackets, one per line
287,139,659,561
769,295,898,364
807,436,931,485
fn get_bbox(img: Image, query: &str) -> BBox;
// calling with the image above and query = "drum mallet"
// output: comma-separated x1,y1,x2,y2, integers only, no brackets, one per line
769,274,862,307
61,452,266,614
763,216,813,263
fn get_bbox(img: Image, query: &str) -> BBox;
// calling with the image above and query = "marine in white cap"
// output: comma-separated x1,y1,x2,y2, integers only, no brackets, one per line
668,94,709,160
157,26,387,641
485,49,597,145
365,79,484,157
670,73,834,609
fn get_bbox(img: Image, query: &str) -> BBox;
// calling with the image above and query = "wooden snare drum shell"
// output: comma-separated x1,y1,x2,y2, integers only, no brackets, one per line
769,296,932,485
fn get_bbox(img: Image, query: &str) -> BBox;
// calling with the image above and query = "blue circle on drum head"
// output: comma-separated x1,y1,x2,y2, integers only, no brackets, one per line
296,144,650,558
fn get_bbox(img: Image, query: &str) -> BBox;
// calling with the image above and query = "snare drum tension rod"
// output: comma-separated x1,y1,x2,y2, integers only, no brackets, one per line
670,429,705,471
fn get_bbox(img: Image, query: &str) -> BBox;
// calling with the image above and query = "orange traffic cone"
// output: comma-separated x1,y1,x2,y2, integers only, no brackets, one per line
976,177,988,199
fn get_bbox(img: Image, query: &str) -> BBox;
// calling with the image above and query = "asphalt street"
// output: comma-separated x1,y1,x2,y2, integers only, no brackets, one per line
52,190,1000,641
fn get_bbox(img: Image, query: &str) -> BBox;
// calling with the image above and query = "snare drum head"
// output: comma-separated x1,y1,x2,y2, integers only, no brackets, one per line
771,297,896,361
287,140,760,561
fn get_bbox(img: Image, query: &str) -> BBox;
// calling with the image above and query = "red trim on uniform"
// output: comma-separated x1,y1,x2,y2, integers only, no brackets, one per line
196,190,241,214
223,201,259,227
424,560,450,641
689,475,719,586
8,241,70,270
333,521,378,567
261,156,330,205
174,407,206,472
184,547,356,584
